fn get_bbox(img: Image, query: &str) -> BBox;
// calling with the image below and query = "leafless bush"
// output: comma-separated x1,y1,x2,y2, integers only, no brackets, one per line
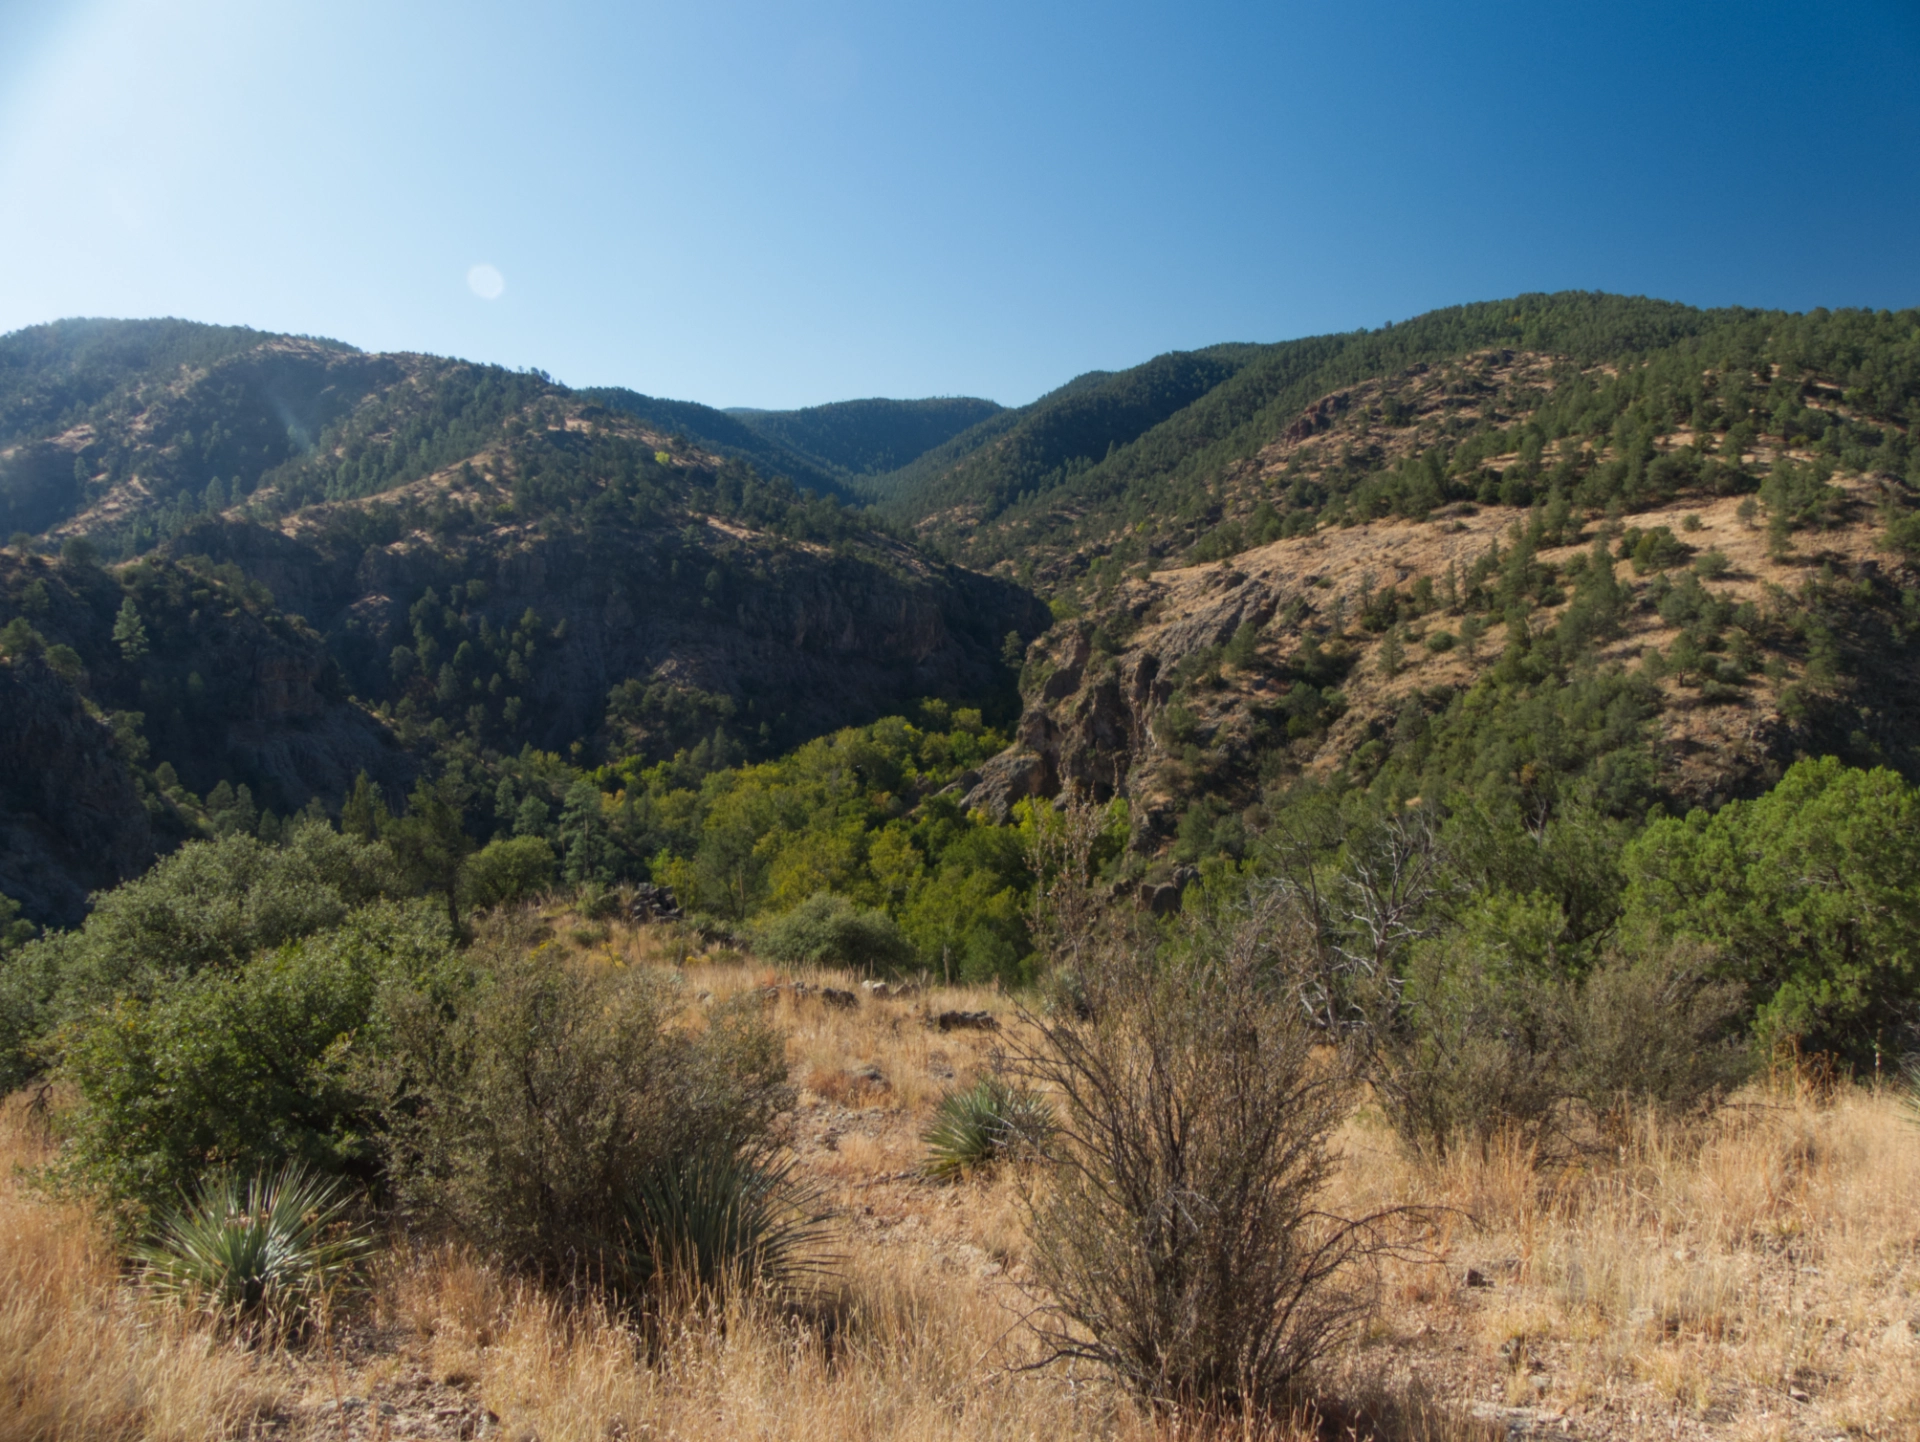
1012,803,1417,1415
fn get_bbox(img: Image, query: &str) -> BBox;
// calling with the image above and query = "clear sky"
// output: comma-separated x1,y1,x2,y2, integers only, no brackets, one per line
2,0,1916,409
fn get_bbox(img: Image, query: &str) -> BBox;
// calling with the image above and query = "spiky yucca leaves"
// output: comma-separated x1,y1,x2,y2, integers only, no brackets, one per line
922,1076,1055,1181
623,1143,833,1297
133,1162,373,1336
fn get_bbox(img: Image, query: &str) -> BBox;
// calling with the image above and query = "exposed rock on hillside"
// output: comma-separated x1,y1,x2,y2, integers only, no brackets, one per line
172,506,1046,759
971,475,1918,846
0,654,152,926
0,551,411,923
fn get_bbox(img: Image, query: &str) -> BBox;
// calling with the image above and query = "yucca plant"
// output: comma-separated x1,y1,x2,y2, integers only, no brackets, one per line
622,1142,833,1297
922,1076,1054,1180
134,1161,374,1337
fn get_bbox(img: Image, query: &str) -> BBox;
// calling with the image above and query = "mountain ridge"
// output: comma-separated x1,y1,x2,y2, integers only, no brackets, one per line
1,294,1916,932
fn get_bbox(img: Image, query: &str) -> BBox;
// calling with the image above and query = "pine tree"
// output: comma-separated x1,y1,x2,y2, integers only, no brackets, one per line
341,772,389,841
513,794,550,838
113,597,149,660
386,776,473,930
559,780,611,887
1378,624,1406,679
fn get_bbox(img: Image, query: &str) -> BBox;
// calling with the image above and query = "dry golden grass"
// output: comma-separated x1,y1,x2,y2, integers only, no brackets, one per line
0,1091,285,1442
1336,1087,1920,1438
7,948,1920,1440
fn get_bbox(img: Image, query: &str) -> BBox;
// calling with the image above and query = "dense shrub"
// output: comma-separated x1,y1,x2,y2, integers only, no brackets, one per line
1373,930,1565,1159
459,835,557,910
0,825,405,1091
57,901,454,1218
1375,925,1747,1158
757,891,913,973
1623,757,1920,1063
1557,942,1749,1134
374,918,790,1280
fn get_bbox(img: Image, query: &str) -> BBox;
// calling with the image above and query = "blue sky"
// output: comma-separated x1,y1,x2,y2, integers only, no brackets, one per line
1,0,1916,408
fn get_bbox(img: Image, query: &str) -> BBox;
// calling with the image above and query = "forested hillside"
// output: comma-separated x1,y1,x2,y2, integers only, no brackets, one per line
7,294,1920,1442
0,319,1045,927
2,294,1918,1026
864,295,1918,589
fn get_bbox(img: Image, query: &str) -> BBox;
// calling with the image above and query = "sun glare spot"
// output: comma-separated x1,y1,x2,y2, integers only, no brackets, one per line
467,263,505,300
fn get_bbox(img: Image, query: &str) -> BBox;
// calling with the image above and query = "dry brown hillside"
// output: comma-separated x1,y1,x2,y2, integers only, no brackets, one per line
964,465,1915,847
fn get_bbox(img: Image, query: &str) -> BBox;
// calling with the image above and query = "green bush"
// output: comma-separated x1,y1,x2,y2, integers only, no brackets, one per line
757,891,913,973
459,835,556,910
1558,942,1749,1134
2,824,405,1092
57,901,454,1219
1619,524,1692,574
922,1076,1054,1180
134,1160,374,1338
20,824,403,1018
1374,925,1566,1159
375,919,790,1278
1622,757,1920,1063
1375,908,1753,1158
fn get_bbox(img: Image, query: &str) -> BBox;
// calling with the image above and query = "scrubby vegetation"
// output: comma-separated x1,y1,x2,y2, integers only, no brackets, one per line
5,293,1920,1438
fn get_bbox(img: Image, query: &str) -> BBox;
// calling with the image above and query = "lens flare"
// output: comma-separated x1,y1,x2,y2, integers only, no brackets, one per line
467,263,505,300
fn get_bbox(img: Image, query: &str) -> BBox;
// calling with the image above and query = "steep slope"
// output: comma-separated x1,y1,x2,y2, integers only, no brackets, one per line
850,295,1920,868
6,299,1918,922
0,317,1049,758
863,348,1264,534
0,319,371,539
0,648,154,927
0,548,411,924
875,294,1919,592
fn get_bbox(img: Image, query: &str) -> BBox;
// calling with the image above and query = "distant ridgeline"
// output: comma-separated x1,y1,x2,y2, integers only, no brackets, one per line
0,296,1915,1006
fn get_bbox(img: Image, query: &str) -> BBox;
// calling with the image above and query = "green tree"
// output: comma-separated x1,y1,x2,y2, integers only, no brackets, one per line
112,597,150,660
340,771,390,841
1622,758,1920,1062
0,894,33,954
1377,624,1406,679
0,617,41,659
44,643,83,683
557,779,612,888
383,777,474,931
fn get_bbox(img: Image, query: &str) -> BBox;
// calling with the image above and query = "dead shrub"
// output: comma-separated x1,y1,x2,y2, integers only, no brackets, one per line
1012,804,1411,1416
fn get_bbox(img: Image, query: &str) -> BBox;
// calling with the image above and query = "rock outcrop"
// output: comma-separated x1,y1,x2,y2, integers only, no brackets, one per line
0,655,153,926
176,515,1047,758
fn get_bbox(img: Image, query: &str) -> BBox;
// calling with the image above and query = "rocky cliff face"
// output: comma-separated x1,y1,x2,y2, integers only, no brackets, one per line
966,480,1920,849
175,511,1047,759
0,654,152,927
0,551,412,915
